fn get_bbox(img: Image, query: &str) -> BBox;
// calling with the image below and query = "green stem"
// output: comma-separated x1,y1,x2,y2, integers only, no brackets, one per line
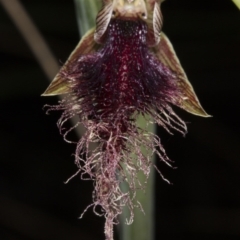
74,0,101,36
120,116,155,240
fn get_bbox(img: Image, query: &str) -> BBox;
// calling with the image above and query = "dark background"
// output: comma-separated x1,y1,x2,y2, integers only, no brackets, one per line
1,0,240,239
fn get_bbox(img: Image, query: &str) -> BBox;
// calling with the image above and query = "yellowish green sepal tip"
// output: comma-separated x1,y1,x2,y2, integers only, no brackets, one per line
232,0,240,9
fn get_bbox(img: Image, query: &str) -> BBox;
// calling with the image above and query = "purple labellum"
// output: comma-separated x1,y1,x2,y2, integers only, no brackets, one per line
62,19,185,134
46,18,186,227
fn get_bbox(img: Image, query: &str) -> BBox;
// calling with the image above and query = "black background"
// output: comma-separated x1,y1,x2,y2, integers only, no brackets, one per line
1,0,240,239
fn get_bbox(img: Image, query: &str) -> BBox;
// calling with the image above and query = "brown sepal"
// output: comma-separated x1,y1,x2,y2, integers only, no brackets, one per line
42,28,99,96
153,32,211,117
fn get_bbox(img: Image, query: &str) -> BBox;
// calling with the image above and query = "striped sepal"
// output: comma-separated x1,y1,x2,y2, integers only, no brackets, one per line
94,0,113,44
153,32,210,117
42,28,99,96
146,0,163,46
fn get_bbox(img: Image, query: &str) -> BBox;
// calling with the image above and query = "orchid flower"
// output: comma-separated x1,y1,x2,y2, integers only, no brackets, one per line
42,1,209,239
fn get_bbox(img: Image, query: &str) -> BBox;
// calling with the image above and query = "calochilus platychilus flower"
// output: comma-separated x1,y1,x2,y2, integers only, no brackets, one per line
42,0,210,239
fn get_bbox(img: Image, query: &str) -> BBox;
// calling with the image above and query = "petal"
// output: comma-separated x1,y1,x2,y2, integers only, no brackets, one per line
42,28,99,96
153,32,211,117
94,0,113,44
146,0,163,46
